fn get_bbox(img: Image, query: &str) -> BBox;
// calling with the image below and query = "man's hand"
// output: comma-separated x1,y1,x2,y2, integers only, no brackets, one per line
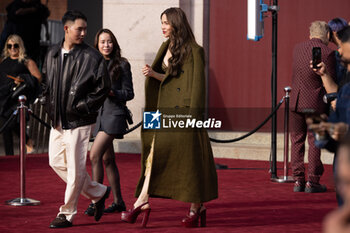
308,121,329,139
310,60,338,94
331,100,337,111
308,121,349,141
310,61,328,76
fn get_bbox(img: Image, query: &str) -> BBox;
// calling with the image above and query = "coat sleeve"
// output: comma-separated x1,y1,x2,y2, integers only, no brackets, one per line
76,57,111,114
189,46,206,119
111,61,134,102
39,52,49,106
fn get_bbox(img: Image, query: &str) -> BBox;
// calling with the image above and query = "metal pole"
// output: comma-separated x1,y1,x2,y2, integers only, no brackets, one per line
6,95,40,206
20,95,26,199
270,0,278,179
283,87,290,178
271,87,293,183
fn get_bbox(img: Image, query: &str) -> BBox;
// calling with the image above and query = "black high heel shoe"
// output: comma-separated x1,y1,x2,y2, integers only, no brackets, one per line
104,201,126,213
121,202,151,228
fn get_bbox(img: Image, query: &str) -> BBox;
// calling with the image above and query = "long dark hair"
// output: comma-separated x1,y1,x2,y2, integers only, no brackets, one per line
161,8,195,77
94,28,125,80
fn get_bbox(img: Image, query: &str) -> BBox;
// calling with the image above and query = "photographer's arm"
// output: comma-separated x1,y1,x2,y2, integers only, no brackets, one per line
311,61,338,93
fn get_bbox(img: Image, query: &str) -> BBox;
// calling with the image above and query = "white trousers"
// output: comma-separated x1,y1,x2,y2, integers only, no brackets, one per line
49,125,107,222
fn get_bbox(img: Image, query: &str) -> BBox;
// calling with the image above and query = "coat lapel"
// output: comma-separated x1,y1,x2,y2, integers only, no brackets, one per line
151,40,169,70
151,40,171,84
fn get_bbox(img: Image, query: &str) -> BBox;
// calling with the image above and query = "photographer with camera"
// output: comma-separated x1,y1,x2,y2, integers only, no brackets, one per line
316,18,349,109
309,26,350,206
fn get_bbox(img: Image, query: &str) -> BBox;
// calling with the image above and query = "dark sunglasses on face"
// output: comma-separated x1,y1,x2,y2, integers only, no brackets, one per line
7,43,19,49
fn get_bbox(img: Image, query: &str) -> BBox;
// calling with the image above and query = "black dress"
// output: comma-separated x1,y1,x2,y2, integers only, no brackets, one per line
0,57,31,155
0,57,31,117
93,59,134,139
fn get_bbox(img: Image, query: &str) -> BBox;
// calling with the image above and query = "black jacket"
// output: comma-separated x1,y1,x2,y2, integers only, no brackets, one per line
41,40,111,129
94,59,134,136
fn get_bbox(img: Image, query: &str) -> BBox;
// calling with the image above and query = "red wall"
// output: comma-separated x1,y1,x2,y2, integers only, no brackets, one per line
209,0,350,131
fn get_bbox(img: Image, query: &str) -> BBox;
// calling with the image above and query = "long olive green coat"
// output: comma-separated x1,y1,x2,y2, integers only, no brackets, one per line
135,40,218,203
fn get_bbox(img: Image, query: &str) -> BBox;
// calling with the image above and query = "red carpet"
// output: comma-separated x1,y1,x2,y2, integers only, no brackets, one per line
0,153,336,233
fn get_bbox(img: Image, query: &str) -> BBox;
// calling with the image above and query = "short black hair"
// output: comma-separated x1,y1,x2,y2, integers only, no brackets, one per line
337,26,350,43
62,10,87,25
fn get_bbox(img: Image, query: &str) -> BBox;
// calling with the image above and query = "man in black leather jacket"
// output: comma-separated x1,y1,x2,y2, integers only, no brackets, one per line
41,10,111,228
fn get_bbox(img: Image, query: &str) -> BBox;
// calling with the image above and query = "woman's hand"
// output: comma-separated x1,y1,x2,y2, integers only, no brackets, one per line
142,64,154,77
14,76,22,85
142,64,165,81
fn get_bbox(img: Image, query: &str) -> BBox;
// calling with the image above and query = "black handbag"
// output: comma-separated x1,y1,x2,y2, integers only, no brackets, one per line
123,104,133,125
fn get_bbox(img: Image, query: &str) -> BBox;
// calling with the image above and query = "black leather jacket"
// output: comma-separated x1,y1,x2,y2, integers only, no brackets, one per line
41,40,111,129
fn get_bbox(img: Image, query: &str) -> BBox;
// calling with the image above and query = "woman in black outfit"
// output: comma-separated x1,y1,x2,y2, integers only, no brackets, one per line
85,29,134,215
0,34,41,155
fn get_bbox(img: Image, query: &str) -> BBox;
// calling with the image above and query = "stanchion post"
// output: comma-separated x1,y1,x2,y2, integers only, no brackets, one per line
270,0,279,179
271,87,294,183
6,95,40,206
20,95,26,199
283,86,293,180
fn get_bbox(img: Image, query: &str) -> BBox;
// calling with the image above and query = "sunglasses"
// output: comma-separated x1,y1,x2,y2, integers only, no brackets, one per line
7,43,19,49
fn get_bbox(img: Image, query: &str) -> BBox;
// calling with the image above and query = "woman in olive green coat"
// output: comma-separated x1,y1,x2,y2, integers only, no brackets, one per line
121,7,218,228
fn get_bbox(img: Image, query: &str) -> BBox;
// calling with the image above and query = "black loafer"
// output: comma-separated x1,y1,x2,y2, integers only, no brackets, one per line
305,181,327,193
49,214,72,228
94,186,111,221
84,203,95,216
104,201,126,213
293,181,305,192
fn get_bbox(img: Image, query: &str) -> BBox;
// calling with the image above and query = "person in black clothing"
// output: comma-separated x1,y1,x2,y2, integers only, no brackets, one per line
84,28,134,216
0,0,50,63
310,26,350,206
41,10,111,228
0,34,41,155
328,18,348,85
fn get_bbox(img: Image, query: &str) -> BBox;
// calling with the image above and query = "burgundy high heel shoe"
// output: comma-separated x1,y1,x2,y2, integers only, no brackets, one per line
121,202,151,228
181,205,206,228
